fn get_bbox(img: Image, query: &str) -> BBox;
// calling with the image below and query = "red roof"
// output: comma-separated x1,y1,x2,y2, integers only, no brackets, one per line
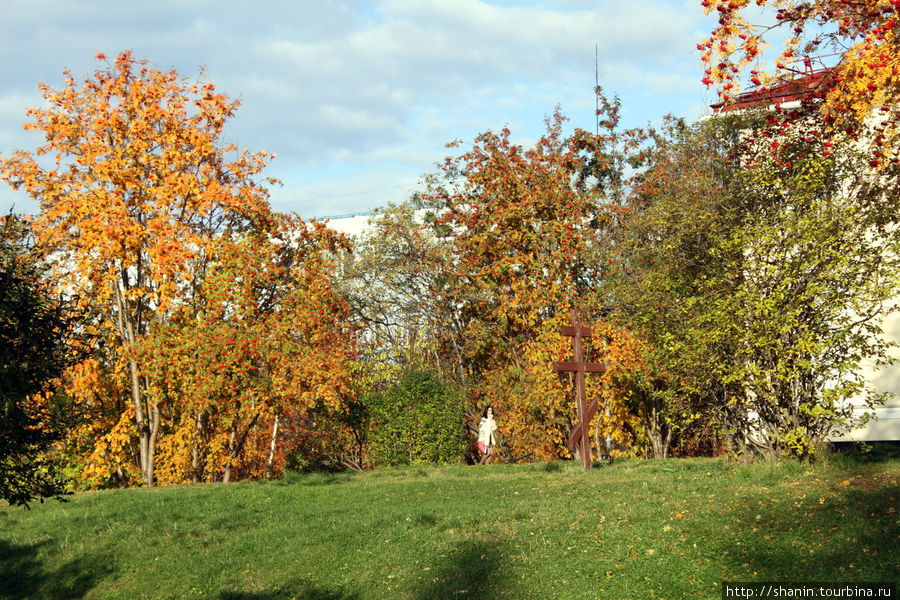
711,60,837,113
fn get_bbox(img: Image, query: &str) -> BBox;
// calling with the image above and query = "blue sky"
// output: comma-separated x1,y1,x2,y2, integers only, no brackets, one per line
0,0,727,219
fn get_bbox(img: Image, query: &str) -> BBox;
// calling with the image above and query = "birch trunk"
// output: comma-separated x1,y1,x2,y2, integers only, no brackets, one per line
266,414,280,479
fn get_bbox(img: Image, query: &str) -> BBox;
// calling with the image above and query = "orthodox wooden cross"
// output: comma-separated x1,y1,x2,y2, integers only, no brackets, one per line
553,315,607,470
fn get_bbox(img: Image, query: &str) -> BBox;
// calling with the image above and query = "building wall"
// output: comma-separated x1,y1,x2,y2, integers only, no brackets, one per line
314,212,375,238
832,309,900,442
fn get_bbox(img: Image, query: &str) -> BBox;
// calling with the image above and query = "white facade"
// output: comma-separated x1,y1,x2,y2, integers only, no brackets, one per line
832,310,900,442
312,212,376,238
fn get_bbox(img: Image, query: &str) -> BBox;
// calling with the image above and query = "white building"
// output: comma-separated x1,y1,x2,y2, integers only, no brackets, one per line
312,211,376,239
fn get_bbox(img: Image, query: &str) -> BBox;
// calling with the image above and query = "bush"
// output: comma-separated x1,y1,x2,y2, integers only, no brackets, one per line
365,370,465,466
0,214,78,506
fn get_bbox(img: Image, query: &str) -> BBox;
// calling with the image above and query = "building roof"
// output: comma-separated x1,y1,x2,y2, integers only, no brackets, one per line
710,59,837,113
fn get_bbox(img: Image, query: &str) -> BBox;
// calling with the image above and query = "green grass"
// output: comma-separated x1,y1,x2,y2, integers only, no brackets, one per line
1,452,897,599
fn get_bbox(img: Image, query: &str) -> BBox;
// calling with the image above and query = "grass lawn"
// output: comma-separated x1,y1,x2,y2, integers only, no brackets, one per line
1,449,897,599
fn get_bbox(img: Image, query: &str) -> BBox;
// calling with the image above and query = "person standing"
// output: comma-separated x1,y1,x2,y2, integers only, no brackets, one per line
477,405,498,465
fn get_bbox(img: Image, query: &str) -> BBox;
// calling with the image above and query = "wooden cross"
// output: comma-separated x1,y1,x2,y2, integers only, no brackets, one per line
553,315,606,470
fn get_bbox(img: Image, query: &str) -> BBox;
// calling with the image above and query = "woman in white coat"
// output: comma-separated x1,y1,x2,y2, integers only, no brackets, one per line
477,405,498,465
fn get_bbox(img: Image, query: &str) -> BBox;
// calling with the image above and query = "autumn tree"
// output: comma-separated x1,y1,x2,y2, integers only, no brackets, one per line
700,0,900,159
0,213,79,506
725,113,900,458
419,104,642,461
339,201,463,383
140,215,354,483
607,108,900,459
0,52,275,486
601,116,750,457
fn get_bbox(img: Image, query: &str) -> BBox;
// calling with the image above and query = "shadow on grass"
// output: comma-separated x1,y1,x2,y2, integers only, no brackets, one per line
828,441,900,466
413,540,510,600
217,581,360,600
0,539,112,600
717,477,898,581
214,543,509,600
270,471,356,487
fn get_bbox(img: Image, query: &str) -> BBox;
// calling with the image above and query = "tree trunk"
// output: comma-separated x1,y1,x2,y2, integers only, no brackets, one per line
115,279,157,486
266,414,280,479
128,358,152,485
645,405,669,459
223,421,238,484
191,411,205,483
223,413,260,483
147,378,159,484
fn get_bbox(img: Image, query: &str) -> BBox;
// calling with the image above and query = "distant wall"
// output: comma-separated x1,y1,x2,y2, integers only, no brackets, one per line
313,212,376,238
831,309,900,442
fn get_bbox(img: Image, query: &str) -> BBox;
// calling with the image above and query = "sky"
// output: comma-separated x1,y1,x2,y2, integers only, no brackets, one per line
0,0,727,220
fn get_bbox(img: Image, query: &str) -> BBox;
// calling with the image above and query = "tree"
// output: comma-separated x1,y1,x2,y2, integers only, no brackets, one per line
699,0,900,158
139,215,354,483
339,201,462,383
312,202,461,470
0,52,275,486
722,113,900,458
607,109,900,459
0,214,78,506
420,105,642,461
600,116,745,457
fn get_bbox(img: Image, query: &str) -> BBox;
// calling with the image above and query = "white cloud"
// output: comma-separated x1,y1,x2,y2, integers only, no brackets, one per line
0,0,714,218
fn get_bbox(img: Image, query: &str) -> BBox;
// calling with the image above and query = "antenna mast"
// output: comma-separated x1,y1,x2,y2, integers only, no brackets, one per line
595,43,600,135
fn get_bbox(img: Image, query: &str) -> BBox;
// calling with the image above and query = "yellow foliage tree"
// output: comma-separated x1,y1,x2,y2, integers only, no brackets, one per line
422,106,646,461
0,51,275,486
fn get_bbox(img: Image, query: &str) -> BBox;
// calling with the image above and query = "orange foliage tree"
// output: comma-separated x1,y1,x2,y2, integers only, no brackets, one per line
700,0,900,161
140,216,354,484
422,105,643,460
0,52,277,485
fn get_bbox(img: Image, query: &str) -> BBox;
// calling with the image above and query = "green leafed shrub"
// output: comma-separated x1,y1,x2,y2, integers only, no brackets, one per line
365,370,465,466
